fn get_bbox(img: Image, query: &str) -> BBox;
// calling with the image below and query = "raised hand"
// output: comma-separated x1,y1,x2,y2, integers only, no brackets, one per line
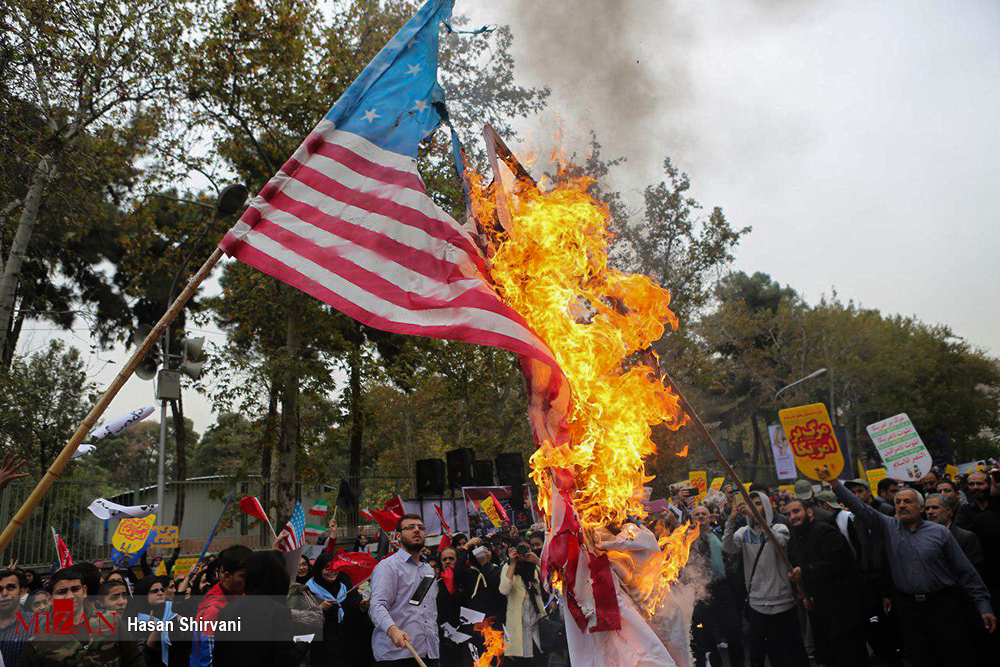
0,453,28,491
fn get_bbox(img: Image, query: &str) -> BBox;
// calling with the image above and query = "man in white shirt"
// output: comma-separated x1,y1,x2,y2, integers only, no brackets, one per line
369,513,439,665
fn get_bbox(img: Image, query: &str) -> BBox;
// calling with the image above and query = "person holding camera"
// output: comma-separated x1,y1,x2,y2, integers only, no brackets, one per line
498,541,546,666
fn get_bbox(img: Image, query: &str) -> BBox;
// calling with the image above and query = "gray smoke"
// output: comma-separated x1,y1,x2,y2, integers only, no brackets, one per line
502,1,696,180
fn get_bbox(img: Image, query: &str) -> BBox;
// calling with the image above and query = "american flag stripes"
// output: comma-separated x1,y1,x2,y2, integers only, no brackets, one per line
277,502,306,552
218,0,564,391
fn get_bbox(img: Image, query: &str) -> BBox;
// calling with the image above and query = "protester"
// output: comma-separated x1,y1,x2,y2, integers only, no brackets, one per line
21,571,42,595
498,541,546,666
925,493,984,570
830,477,997,666
18,566,144,666
368,513,439,665
25,591,50,615
877,477,900,509
296,555,312,585
956,471,997,528
845,477,893,516
292,550,362,666
814,489,857,551
454,536,504,622
190,545,252,667
786,498,872,667
435,546,462,667
213,551,299,666
0,570,31,666
689,505,744,667
936,479,963,507
722,491,810,667
97,580,128,616
124,574,172,667
918,469,939,496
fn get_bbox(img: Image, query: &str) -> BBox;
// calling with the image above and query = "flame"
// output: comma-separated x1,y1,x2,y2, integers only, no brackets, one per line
473,621,508,667
469,152,696,612
675,445,689,458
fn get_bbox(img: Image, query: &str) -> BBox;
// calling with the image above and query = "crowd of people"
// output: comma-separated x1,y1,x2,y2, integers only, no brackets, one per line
681,466,999,667
0,465,996,666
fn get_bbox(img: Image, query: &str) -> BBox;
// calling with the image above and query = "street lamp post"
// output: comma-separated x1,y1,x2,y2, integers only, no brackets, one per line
775,367,828,400
155,185,248,521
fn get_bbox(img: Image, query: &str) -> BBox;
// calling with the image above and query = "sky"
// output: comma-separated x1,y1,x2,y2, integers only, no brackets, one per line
18,0,1000,433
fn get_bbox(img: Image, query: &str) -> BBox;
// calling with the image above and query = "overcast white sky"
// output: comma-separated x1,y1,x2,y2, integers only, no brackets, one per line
19,1,1000,433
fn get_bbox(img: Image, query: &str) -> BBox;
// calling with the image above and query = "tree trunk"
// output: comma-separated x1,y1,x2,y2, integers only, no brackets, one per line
260,379,279,525
276,300,301,522
170,396,188,529
348,347,363,528
0,154,55,363
2,300,25,371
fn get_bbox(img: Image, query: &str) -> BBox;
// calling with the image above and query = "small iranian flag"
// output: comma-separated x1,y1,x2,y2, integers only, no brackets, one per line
305,499,328,538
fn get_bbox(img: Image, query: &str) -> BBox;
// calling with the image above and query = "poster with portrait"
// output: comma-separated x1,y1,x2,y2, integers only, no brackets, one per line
462,486,536,538
768,424,797,480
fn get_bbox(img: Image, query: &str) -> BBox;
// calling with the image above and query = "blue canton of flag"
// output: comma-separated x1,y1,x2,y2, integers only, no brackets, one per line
326,0,454,156
279,502,306,552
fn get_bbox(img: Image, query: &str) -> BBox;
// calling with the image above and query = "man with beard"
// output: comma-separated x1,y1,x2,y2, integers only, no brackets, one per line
369,513,439,665
956,471,999,528
830,476,996,667
786,499,872,667
722,491,810,667
0,569,31,666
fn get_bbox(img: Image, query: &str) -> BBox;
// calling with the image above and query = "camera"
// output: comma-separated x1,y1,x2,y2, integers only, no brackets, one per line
516,543,529,556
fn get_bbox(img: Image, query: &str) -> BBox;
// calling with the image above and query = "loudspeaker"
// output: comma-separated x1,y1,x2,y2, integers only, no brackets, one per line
416,458,445,496
494,452,525,486
446,448,475,489
474,460,494,486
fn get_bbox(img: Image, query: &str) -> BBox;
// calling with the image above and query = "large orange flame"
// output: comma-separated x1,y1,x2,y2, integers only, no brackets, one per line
473,621,508,667
469,156,697,614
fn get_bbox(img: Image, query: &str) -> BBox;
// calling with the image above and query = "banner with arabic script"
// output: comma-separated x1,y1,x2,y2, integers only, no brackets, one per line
866,413,931,482
779,403,845,481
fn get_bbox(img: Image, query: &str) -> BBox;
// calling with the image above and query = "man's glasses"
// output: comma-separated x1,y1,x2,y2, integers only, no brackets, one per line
400,524,425,532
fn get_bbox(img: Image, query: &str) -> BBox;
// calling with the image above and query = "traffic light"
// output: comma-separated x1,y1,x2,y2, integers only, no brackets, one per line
178,336,206,380
133,324,161,381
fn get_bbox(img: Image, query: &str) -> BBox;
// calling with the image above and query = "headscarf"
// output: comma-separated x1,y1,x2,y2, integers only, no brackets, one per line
309,552,347,597
129,575,170,619
296,555,311,585
243,551,290,597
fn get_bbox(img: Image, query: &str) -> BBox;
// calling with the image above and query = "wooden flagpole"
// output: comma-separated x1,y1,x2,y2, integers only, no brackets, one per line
0,247,226,555
657,364,803,590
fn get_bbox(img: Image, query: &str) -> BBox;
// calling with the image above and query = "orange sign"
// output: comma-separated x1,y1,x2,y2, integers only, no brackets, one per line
778,403,844,481
689,471,707,502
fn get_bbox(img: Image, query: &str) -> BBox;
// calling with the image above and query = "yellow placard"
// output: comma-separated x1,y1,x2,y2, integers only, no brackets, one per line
866,467,887,491
709,477,724,491
778,484,795,496
944,464,958,480
689,471,708,502
779,403,844,481
742,482,752,493
112,515,157,555
152,525,178,549
171,557,199,577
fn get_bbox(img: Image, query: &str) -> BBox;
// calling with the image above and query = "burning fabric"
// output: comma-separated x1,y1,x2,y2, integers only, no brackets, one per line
468,160,700,664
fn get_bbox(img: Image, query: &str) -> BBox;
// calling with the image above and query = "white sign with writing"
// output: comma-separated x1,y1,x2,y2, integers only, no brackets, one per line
866,413,931,481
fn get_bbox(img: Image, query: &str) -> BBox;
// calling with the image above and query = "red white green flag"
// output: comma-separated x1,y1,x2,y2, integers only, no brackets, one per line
306,499,328,538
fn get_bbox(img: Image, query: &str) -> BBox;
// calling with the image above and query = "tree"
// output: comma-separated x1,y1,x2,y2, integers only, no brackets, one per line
0,0,191,361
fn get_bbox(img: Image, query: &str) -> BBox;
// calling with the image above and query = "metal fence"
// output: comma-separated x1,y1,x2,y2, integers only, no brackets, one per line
0,474,411,567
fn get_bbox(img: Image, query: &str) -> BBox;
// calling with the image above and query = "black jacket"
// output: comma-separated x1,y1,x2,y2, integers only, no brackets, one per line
790,518,874,639
454,549,505,620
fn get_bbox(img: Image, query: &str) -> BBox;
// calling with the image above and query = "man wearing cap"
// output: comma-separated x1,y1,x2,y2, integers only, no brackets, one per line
815,489,857,550
845,478,893,516
793,480,833,526
828,474,996,667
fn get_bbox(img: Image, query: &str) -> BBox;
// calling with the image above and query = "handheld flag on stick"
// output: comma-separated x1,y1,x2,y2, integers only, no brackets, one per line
239,495,277,538
277,502,306,552
325,549,379,587
434,503,452,551
480,493,508,528
51,527,73,569
306,499,329,539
